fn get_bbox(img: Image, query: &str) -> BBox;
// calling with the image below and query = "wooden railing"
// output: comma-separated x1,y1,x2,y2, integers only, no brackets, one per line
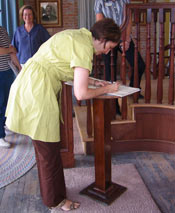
86,3,175,139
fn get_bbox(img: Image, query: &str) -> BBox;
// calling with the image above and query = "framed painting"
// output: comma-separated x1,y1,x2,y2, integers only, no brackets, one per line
36,0,62,27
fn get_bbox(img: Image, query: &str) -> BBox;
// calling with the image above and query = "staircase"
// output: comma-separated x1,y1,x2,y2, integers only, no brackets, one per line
74,3,175,155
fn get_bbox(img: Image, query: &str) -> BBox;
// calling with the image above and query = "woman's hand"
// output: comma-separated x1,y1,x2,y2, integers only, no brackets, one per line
120,37,131,51
94,79,120,93
104,81,120,93
94,80,110,87
8,45,17,54
120,41,130,51
0,45,17,55
91,78,121,94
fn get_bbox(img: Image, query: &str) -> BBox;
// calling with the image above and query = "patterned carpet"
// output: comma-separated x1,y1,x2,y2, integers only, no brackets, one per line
0,129,36,188
120,152,175,213
64,164,160,213
74,152,175,213
73,116,175,213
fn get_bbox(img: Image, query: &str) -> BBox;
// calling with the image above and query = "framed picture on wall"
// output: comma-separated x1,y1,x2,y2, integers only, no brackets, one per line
36,0,62,27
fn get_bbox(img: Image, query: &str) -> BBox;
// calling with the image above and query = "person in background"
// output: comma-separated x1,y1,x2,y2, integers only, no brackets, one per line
94,0,145,100
12,5,50,65
42,4,57,22
5,18,121,212
0,25,21,148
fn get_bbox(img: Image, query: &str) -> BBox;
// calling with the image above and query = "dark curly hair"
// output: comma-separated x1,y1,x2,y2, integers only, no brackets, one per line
90,18,121,43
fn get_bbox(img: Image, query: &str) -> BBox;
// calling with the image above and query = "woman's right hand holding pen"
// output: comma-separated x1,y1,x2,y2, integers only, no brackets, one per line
104,81,120,94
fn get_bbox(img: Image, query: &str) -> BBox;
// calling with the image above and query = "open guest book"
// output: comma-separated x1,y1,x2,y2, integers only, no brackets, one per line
65,79,140,98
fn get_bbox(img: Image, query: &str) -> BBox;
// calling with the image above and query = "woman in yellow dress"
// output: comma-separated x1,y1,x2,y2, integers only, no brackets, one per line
5,18,121,212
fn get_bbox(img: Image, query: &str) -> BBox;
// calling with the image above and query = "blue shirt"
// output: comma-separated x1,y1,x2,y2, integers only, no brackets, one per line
12,24,50,64
94,0,130,26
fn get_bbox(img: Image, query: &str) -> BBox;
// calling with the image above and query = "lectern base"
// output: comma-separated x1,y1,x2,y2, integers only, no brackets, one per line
80,182,127,205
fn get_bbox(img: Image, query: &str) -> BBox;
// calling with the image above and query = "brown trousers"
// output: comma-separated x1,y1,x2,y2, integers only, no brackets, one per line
32,140,66,207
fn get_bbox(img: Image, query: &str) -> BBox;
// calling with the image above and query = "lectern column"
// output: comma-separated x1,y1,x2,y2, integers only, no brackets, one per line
80,96,127,205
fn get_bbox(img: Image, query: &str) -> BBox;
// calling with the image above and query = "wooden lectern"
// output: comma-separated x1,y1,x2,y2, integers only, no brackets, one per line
80,95,127,205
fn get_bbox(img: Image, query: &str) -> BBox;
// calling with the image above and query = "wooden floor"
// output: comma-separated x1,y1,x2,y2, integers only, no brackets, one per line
0,165,48,213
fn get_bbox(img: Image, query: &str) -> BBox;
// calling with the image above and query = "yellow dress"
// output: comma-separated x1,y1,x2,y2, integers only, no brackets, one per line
5,28,93,142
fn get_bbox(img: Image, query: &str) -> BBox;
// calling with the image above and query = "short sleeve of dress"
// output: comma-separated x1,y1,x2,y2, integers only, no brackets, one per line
70,43,93,73
70,30,94,74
